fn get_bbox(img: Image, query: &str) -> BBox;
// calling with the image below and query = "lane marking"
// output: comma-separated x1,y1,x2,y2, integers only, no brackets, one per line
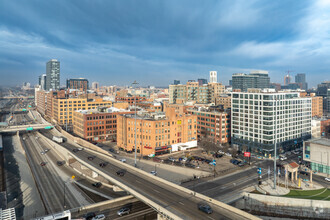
207,216,215,220
136,180,142,184
153,189,160,193
178,201,184,205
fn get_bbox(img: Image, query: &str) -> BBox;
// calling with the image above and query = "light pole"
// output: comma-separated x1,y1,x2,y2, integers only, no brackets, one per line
132,80,139,167
274,97,277,190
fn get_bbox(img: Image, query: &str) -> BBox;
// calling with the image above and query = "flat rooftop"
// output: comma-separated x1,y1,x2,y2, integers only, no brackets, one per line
308,138,330,147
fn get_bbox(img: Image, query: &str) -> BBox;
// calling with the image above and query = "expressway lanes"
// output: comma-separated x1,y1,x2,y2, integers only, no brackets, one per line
39,131,241,220
72,201,156,220
22,133,82,215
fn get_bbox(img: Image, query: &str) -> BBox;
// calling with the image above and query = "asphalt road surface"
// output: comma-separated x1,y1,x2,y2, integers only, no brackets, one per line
40,131,248,220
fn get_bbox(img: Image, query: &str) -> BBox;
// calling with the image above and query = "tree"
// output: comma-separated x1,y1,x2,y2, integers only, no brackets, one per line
199,137,219,153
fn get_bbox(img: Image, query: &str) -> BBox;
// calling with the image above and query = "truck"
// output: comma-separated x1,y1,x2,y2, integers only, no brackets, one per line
52,136,64,143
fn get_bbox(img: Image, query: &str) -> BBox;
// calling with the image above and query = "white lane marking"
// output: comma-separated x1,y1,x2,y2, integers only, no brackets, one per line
136,180,142,184
207,216,215,220
153,189,160,193
179,202,184,205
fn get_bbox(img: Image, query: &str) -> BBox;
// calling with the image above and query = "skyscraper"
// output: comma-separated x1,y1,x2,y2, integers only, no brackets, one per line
295,73,308,90
197,78,207,86
92,82,99,90
45,59,60,90
174,80,180,85
210,71,217,83
232,70,270,91
39,74,46,90
284,74,291,85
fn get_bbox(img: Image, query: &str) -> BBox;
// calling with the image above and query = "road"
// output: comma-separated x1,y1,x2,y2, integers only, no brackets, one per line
40,131,250,220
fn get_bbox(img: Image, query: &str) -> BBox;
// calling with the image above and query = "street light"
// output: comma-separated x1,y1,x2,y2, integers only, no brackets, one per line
132,80,139,168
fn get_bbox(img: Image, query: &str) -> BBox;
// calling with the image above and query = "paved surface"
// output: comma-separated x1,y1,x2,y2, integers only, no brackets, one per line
41,131,251,220
3,134,44,219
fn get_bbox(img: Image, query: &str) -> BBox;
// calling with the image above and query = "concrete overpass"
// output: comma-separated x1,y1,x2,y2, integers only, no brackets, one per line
0,124,53,133
39,131,260,220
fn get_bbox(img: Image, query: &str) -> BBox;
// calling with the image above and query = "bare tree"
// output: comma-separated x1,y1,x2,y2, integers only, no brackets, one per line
199,137,219,153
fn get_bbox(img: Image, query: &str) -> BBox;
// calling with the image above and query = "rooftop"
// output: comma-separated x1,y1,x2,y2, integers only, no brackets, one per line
308,138,330,147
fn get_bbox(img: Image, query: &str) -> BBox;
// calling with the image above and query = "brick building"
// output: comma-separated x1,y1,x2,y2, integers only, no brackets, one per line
136,102,162,112
117,107,197,156
215,94,231,109
115,96,147,105
187,106,231,144
73,107,132,142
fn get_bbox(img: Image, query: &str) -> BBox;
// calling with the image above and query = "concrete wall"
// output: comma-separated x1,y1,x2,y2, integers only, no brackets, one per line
235,192,330,219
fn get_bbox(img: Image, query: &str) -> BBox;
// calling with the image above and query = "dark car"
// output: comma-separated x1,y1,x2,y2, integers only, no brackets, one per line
143,156,150,160
174,161,184,166
92,182,102,188
163,159,172,164
72,149,79,153
57,161,64,166
198,203,213,214
116,169,126,176
109,148,115,153
84,212,96,220
185,163,195,168
88,156,96,161
40,162,46,166
99,162,108,168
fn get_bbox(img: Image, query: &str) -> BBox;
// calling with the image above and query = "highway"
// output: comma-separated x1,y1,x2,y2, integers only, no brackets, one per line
40,131,252,220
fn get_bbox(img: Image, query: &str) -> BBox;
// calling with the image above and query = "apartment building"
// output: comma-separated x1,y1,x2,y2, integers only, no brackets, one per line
73,107,132,142
215,94,231,109
52,97,112,125
187,106,230,144
231,89,311,156
303,138,330,175
169,81,224,104
117,107,197,156
300,92,323,117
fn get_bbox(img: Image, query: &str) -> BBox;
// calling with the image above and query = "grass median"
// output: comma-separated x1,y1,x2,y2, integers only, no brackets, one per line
283,188,330,201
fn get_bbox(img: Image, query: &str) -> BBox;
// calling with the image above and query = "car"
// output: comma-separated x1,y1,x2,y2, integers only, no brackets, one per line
92,214,105,220
116,169,126,176
198,203,213,214
168,157,175,162
99,162,108,168
84,212,96,220
119,158,126,163
325,177,330,182
92,182,102,188
57,161,64,166
117,207,130,216
109,148,115,153
40,151,45,155
72,149,79,153
185,163,195,168
40,162,46,166
225,152,232,157
88,156,96,161
150,171,157,175
44,149,49,153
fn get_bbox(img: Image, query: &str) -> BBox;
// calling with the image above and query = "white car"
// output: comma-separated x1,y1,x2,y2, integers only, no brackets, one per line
325,177,330,182
92,214,105,220
225,152,232,157
120,158,126,163
150,171,157,175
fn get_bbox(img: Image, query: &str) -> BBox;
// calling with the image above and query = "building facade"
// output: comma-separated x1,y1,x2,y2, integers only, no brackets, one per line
303,138,330,175
187,106,230,144
231,89,312,156
232,70,270,92
215,94,231,109
117,107,197,156
169,81,224,104
66,78,89,91
198,78,208,86
73,107,132,142
210,71,217,83
52,97,112,125
295,73,308,90
115,96,147,105
46,59,60,91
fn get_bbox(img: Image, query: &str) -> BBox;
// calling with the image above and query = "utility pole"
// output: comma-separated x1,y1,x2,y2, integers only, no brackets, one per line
132,80,139,167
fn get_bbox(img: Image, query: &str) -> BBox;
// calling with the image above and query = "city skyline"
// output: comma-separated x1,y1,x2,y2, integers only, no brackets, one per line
1,1,330,87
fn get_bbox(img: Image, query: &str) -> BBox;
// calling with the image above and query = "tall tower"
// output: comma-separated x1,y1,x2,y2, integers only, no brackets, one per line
210,71,217,83
284,74,291,85
46,59,60,90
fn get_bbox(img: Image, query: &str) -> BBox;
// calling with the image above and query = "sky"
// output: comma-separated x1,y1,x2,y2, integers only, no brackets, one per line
0,0,330,88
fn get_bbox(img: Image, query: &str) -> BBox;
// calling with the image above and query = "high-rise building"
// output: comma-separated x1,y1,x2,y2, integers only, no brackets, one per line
197,78,207,86
66,78,89,91
174,80,180,85
295,73,308,90
232,70,270,92
284,74,291,85
46,59,60,91
169,81,225,104
231,89,311,156
39,74,46,90
92,82,99,90
317,81,330,116
210,71,217,83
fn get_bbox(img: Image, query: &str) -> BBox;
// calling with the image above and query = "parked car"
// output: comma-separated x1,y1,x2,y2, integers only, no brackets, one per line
117,207,130,216
325,177,330,182
92,182,102,188
198,203,213,214
225,152,232,157
92,214,105,220
168,157,175,162
185,163,195,168
116,169,126,176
